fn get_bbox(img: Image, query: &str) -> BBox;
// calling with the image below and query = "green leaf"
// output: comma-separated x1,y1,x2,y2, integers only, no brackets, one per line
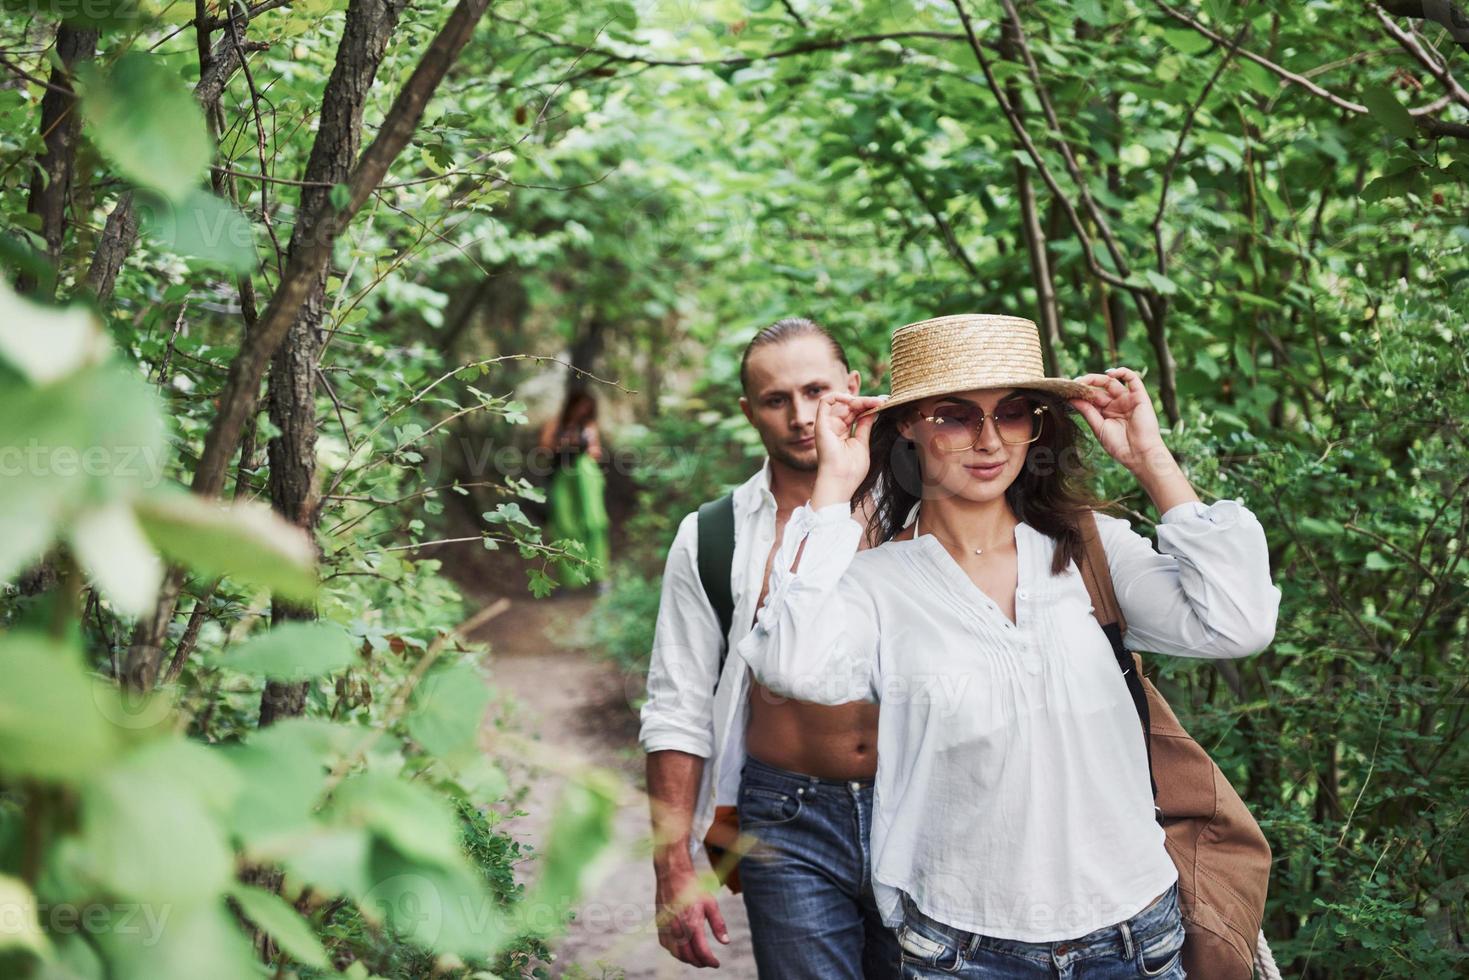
1161,27,1212,55
216,621,357,680
0,364,166,584
0,278,111,383
326,771,464,869
1361,85,1417,140
69,500,163,617
1143,269,1179,295
407,662,491,764
229,884,330,969
0,873,52,959
80,52,210,203
133,490,317,602
1364,551,1396,571
135,188,257,272
361,841,506,956
0,634,120,782
92,901,258,980
330,183,351,211
518,773,618,936
280,827,373,899
78,740,239,902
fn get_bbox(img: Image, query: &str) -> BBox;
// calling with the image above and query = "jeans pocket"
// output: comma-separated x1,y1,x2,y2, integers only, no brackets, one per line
736,785,802,828
896,911,963,974
1134,916,1185,978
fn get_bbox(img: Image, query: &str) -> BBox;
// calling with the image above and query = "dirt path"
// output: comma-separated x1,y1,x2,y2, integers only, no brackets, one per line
472,591,758,980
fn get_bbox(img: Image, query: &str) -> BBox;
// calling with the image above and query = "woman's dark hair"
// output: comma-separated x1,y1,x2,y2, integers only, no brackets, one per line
557,390,598,432
851,387,1114,577
738,316,850,395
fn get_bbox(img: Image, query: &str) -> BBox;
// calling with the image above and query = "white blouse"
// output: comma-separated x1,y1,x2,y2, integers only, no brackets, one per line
736,497,1281,942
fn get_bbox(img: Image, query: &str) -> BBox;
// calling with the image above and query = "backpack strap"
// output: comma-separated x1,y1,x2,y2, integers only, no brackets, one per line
696,493,737,677
1078,510,1160,808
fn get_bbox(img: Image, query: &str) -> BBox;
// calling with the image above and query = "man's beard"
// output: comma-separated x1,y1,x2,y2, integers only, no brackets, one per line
768,442,819,472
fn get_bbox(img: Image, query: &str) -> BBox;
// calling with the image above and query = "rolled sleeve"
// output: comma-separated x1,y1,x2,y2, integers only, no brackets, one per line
1099,497,1282,659
638,512,723,757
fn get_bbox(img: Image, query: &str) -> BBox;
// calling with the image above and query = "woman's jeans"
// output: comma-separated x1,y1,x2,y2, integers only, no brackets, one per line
897,879,1187,979
737,755,902,979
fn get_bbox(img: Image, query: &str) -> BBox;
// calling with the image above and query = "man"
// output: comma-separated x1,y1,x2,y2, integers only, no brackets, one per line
640,317,899,978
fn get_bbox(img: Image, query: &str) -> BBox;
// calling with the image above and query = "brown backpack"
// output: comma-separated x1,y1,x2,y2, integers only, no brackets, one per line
1078,511,1273,980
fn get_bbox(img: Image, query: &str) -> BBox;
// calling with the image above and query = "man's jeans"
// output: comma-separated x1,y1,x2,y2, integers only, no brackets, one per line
737,755,901,979
896,878,1188,979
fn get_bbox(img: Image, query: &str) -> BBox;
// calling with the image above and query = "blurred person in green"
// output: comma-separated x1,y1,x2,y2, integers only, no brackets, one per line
538,390,610,591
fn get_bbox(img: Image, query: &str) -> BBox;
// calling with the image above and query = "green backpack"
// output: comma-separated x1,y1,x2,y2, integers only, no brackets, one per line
695,493,737,677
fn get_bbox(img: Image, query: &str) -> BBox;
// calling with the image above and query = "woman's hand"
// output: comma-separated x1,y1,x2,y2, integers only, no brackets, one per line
810,392,888,509
1068,367,1175,477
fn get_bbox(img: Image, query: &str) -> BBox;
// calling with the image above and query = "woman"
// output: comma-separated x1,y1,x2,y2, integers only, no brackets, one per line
538,390,610,590
736,314,1281,979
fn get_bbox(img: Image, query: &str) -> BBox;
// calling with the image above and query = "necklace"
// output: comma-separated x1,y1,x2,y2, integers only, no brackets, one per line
913,505,1013,556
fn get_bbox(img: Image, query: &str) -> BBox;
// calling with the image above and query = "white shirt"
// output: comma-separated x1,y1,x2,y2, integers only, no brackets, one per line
737,496,1281,942
637,460,781,856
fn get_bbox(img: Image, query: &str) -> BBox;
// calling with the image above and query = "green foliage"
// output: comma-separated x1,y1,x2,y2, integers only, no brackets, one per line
1,0,1467,975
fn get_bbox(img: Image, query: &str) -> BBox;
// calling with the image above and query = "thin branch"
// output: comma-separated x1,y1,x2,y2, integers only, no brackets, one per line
997,0,1156,328
947,0,1133,294
1373,4,1469,109
1151,23,1249,275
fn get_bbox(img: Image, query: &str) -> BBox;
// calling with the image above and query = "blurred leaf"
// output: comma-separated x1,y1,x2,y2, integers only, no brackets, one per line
216,621,356,680
229,884,330,969
0,633,119,782
77,740,239,902
69,500,163,617
0,873,52,959
0,278,110,383
327,771,464,869
133,490,317,601
92,901,257,980
0,364,166,584
79,52,210,202
406,661,491,764
135,188,257,272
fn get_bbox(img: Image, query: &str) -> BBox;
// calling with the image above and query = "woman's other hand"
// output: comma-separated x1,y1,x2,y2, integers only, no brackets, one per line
810,392,888,509
1068,367,1174,478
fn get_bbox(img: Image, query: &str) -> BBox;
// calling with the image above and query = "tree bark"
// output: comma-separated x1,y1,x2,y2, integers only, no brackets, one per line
19,24,98,297
261,0,411,726
124,0,493,692
83,26,262,305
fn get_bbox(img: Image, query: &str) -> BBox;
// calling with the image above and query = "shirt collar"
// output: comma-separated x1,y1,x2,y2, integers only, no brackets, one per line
732,457,777,514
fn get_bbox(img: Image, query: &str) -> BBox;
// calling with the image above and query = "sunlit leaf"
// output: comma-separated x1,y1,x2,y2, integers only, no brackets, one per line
133,490,317,602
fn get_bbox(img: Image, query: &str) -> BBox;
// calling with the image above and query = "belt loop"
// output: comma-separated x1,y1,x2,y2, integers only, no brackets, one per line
1119,920,1135,960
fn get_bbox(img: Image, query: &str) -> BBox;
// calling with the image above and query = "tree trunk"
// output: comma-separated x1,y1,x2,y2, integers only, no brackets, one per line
124,0,492,691
259,0,412,725
19,24,97,297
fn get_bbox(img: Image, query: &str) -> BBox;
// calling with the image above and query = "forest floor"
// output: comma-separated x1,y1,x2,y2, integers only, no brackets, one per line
437,491,758,979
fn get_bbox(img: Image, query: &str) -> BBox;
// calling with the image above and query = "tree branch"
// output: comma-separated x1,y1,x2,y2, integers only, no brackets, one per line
1373,3,1469,109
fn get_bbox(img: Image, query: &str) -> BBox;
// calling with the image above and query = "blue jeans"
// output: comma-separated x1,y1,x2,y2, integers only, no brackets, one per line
737,755,902,979
897,880,1187,979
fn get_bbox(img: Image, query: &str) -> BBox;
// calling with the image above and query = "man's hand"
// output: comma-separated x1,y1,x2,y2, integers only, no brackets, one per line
655,859,730,968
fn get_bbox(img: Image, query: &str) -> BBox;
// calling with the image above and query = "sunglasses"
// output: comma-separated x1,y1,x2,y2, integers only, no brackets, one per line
915,397,1050,451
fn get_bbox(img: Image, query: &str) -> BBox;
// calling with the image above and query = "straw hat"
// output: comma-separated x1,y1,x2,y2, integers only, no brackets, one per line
860,314,1089,418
